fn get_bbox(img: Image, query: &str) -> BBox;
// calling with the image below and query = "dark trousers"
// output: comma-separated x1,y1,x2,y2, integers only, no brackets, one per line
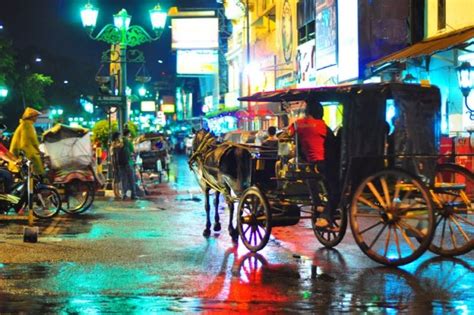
119,164,137,198
0,168,13,193
305,161,339,220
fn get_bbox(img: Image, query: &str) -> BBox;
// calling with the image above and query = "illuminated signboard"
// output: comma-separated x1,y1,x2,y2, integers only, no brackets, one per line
337,0,359,82
161,104,176,113
315,0,337,69
296,40,316,88
171,18,218,49
177,50,218,75
140,101,156,112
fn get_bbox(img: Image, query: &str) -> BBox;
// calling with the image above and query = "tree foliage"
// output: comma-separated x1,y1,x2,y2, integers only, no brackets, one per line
21,73,53,109
0,38,17,101
91,120,118,148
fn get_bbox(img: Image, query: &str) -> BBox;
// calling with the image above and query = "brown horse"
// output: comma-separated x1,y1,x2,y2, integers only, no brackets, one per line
188,129,252,241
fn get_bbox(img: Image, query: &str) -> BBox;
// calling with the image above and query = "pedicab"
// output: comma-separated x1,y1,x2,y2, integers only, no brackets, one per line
42,124,101,214
229,82,472,266
134,133,170,194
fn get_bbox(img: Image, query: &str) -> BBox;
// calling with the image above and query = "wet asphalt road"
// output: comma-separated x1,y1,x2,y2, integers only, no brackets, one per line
0,155,472,313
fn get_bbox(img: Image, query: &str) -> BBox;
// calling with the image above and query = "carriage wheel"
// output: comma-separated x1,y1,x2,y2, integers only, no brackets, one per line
431,164,474,256
237,186,272,252
350,169,435,266
312,205,348,248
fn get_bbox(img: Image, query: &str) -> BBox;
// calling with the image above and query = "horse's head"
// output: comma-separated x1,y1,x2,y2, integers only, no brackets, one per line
189,129,216,166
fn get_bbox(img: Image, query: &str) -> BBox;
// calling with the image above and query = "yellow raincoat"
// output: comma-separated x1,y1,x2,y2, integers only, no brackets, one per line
9,107,45,175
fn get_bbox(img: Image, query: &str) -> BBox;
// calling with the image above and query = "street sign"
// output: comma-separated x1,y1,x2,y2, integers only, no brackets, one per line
95,95,125,107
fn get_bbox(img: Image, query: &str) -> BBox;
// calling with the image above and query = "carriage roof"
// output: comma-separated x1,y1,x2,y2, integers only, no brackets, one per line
43,124,89,143
240,82,442,186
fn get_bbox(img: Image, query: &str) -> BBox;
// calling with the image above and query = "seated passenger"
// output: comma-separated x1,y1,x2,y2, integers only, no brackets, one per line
288,100,338,229
261,126,279,154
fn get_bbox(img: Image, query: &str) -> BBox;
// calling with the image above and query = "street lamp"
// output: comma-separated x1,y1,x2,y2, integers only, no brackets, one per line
456,61,474,120
80,2,167,132
0,84,8,101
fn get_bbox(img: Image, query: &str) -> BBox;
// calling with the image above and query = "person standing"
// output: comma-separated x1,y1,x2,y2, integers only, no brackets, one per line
9,107,45,176
288,101,338,228
111,129,137,200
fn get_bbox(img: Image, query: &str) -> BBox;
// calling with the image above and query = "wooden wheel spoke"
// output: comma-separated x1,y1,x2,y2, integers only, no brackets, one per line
360,220,383,235
398,221,425,245
392,226,402,259
452,213,474,226
368,224,387,249
396,222,417,251
367,181,387,208
380,177,391,209
449,215,470,242
383,225,392,257
439,217,447,248
255,226,263,242
357,196,380,209
243,224,251,235
354,213,383,218
447,220,458,248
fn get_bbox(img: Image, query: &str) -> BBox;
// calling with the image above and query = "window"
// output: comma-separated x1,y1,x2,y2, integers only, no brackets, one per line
438,0,446,30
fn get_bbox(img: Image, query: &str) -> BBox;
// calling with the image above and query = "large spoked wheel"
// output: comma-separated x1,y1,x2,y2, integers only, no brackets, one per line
61,180,95,215
32,186,61,219
350,169,435,266
431,164,473,256
312,205,348,248
237,186,272,252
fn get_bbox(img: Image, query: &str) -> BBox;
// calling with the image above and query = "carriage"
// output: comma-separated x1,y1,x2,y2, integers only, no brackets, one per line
190,82,473,266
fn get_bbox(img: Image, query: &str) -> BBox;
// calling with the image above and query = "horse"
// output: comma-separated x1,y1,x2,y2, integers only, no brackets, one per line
188,129,252,241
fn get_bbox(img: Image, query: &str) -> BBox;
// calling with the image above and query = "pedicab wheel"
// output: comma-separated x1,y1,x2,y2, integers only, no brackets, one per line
237,186,272,252
312,205,348,248
350,169,435,266
32,186,61,219
431,164,474,256
61,180,95,214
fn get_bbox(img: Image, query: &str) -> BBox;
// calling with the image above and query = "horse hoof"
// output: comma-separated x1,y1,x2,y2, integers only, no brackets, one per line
203,229,211,237
213,223,221,232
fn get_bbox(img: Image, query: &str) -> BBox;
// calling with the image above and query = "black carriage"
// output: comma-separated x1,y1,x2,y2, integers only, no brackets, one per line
234,82,473,266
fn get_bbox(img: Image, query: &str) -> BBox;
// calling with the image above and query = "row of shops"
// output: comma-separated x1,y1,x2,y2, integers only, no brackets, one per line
199,0,474,170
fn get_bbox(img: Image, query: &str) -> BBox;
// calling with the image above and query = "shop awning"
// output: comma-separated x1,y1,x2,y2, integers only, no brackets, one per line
368,25,474,70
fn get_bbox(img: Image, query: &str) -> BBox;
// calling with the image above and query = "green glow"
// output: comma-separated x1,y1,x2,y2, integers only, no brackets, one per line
138,86,147,97
0,85,8,98
114,9,131,31
80,3,99,29
149,4,167,30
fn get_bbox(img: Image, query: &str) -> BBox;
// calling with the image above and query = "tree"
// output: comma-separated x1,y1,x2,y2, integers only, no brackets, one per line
91,120,118,148
0,37,16,102
20,73,53,109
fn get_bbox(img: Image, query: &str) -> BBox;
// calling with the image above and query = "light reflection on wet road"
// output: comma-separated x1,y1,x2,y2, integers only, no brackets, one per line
0,155,472,313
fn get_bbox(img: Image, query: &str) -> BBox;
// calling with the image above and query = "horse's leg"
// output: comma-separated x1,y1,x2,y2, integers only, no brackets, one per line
203,187,211,237
213,191,221,232
226,187,239,242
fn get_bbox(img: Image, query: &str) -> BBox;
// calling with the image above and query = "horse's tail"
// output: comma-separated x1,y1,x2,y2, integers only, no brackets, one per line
236,147,251,192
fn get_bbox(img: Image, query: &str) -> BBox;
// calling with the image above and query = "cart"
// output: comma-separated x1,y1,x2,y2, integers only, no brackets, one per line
134,133,170,194
231,82,472,266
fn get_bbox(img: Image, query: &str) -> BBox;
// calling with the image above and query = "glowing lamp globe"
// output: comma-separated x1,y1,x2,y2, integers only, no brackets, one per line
80,3,99,30
149,4,167,31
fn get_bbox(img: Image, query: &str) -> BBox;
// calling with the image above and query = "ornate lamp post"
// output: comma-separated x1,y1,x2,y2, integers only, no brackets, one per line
456,61,474,120
80,2,167,132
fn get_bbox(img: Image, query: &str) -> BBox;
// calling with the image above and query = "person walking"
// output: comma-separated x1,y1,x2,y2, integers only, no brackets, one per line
9,107,45,176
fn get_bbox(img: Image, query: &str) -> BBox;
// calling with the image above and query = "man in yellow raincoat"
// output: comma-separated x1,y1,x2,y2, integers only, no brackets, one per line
9,107,45,175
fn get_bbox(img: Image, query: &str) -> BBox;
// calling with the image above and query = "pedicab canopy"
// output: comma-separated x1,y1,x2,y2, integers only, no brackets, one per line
239,82,441,187
42,124,93,169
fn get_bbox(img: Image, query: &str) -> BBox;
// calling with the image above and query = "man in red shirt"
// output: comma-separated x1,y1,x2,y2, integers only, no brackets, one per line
288,101,338,228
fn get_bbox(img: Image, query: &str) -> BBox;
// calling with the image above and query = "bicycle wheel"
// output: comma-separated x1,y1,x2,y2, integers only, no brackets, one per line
32,186,61,219
61,180,95,214
431,164,474,256
350,169,435,266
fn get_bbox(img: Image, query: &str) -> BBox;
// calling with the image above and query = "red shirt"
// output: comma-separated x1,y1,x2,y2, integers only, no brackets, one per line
0,143,8,154
288,117,327,161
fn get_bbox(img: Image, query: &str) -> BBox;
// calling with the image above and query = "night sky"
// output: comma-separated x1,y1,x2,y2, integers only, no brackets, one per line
0,0,219,79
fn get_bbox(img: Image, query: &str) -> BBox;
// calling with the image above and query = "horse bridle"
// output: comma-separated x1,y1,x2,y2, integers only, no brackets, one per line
188,132,214,167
